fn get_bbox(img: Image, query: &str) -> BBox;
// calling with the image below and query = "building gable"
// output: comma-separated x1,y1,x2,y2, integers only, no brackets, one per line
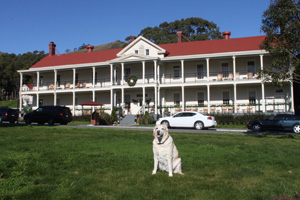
116,36,167,59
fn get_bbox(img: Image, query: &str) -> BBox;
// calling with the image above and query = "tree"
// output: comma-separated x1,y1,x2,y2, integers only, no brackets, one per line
261,0,300,84
0,51,47,100
126,17,223,44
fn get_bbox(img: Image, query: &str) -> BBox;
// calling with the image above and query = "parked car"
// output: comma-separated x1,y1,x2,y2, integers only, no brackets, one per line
24,106,72,125
247,114,300,133
156,111,217,130
0,107,19,124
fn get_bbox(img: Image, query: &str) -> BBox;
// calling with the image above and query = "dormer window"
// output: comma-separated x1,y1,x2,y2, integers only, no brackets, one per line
135,50,138,54
146,49,149,55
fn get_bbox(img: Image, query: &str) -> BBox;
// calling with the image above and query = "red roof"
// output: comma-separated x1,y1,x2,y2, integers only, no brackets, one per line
31,48,121,68
160,35,266,57
30,36,266,69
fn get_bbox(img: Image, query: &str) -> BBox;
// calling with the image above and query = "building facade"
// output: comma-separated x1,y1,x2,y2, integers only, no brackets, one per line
18,32,294,116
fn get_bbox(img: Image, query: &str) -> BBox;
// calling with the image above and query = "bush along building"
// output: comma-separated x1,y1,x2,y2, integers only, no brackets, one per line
18,31,294,117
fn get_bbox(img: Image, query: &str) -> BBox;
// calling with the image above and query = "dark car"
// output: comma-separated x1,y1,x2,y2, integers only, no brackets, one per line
24,106,72,125
0,107,19,124
247,114,300,133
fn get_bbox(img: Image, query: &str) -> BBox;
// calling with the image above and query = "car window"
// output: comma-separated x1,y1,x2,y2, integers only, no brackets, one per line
36,108,43,112
286,115,297,120
273,115,285,120
173,113,184,118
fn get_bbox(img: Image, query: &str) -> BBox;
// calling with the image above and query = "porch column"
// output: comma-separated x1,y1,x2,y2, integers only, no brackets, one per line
158,87,161,114
181,86,185,111
154,60,158,114
92,90,95,112
157,63,160,84
290,81,294,112
54,93,57,106
92,67,95,88
154,60,157,83
121,63,124,85
232,56,236,80
233,84,237,113
142,87,145,110
110,89,114,112
73,68,76,89
110,64,113,86
54,69,57,90
261,83,265,112
121,88,124,109
19,72,23,112
142,61,145,84
37,72,40,91
72,91,75,116
181,60,184,83
206,58,210,81
207,85,210,113
36,93,39,108
260,55,264,71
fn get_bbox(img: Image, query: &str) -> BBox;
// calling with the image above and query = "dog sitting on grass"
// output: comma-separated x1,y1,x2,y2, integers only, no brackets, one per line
152,124,183,177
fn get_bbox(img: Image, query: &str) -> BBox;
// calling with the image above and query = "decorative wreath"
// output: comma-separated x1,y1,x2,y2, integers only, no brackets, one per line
126,75,137,86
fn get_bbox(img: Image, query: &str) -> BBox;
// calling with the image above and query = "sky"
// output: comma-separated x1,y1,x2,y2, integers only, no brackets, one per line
0,0,271,55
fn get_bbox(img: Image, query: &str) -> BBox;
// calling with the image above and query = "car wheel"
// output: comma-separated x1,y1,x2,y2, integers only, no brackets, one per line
252,123,262,132
25,118,31,125
10,121,15,124
194,121,204,130
292,124,300,134
48,117,54,125
161,120,170,128
38,122,44,125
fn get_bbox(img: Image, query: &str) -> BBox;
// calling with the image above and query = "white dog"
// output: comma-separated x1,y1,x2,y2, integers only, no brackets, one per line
152,124,183,177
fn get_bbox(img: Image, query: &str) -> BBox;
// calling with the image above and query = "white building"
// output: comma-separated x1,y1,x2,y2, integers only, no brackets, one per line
18,31,294,116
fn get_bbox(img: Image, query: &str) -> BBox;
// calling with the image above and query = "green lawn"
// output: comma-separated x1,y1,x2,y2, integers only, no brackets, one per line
0,100,18,108
0,126,299,200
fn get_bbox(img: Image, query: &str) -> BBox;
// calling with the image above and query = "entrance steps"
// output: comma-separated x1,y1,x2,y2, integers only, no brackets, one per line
120,115,136,125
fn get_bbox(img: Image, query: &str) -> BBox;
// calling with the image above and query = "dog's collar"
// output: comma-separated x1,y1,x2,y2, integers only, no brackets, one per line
157,135,170,145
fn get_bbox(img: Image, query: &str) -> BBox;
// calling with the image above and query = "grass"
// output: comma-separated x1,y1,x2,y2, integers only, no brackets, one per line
0,100,18,108
0,126,299,200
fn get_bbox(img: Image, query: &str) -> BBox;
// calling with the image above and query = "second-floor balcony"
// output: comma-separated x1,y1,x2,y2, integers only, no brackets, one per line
21,70,260,92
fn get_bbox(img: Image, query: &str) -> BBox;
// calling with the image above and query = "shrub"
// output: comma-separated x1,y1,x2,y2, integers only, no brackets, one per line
72,115,90,122
212,113,270,125
138,111,155,125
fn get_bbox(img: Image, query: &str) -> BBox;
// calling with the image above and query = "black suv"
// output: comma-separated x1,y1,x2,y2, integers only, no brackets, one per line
0,107,19,124
24,106,72,125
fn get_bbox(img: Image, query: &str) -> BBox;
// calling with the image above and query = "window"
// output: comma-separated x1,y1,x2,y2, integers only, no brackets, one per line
174,66,180,78
125,68,131,79
135,50,138,54
40,76,44,86
95,72,98,84
75,73,79,84
248,61,255,74
249,90,256,104
198,92,204,106
57,98,60,105
57,75,60,87
222,63,229,78
174,93,180,106
39,99,43,107
146,49,149,55
197,64,204,79
223,91,230,105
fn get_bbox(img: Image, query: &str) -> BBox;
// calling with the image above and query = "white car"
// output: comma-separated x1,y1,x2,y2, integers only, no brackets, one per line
156,111,217,130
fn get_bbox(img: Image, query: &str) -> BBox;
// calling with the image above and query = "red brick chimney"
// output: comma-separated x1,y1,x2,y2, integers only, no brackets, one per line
49,42,56,56
223,31,231,40
130,36,136,42
86,45,94,53
177,31,182,43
